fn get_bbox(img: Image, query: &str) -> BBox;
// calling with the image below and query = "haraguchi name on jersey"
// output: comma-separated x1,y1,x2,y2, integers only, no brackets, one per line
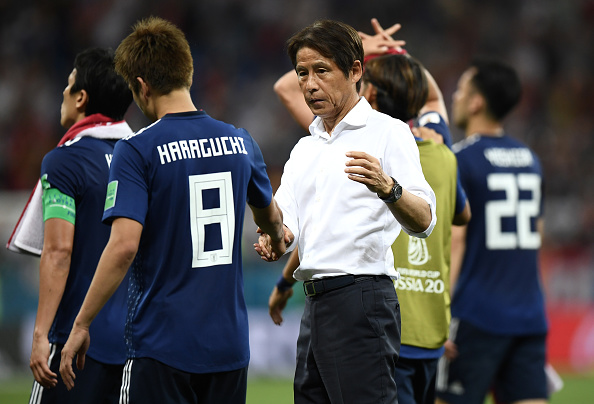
484,147,533,167
156,136,248,165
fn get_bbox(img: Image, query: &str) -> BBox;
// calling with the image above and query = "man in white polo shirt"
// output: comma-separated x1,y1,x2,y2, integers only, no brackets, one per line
256,19,436,404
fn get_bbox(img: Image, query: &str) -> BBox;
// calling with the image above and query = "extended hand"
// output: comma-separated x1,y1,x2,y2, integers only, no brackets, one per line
345,151,393,197
254,226,294,262
59,325,90,390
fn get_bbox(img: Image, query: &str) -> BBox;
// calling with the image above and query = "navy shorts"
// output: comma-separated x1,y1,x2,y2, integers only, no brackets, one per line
435,319,548,404
395,356,439,404
119,357,248,404
29,343,123,404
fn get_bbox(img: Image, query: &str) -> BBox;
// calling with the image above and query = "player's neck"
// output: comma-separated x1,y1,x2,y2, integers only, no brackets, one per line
464,117,503,138
154,88,197,120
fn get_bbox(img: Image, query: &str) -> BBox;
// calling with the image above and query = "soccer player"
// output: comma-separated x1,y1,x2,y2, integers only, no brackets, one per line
435,59,548,404
58,17,287,404
257,19,436,403
27,47,133,404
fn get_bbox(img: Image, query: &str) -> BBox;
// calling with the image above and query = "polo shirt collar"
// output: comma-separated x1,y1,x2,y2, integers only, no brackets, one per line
309,97,371,140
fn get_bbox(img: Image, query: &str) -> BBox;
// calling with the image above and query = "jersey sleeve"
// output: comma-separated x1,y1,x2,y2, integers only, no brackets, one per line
102,139,149,225
244,131,273,209
40,148,81,223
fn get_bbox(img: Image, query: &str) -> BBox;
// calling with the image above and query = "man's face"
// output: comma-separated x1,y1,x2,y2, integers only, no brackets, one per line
295,47,357,123
60,68,80,129
452,68,477,130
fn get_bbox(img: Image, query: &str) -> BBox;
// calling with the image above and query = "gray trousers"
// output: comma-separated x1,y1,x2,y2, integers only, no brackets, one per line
294,276,401,404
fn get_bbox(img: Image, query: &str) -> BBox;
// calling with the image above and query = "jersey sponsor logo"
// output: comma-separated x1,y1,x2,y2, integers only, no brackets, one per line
105,153,113,168
156,137,248,165
484,147,534,167
408,237,430,265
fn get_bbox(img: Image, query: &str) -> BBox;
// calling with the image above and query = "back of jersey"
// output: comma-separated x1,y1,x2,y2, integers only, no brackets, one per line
104,111,273,374
452,134,547,335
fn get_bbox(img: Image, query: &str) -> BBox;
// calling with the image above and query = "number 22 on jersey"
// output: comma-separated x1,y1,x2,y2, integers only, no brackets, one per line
485,172,541,250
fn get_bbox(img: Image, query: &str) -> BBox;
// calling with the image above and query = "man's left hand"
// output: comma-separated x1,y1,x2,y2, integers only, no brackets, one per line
345,151,393,197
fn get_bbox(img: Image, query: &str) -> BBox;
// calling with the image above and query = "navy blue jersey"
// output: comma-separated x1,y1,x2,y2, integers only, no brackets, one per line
103,111,273,373
41,136,128,364
451,134,547,335
417,111,467,215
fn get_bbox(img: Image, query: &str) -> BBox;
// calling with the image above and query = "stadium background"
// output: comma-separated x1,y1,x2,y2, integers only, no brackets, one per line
0,0,593,401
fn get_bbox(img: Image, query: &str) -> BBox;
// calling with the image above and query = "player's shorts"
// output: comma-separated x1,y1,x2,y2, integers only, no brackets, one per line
395,356,439,404
119,357,248,404
29,343,123,404
435,318,548,404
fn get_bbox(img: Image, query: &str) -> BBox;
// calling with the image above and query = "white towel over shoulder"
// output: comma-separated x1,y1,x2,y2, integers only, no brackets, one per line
6,121,133,256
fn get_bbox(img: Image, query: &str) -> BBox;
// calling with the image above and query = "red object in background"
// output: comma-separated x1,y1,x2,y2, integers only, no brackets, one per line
547,306,588,369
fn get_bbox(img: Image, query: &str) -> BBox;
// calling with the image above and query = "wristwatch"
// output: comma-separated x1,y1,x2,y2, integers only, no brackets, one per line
378,177,402,203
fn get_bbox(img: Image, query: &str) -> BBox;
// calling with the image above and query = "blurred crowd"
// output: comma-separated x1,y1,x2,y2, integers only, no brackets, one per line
0,0,593,247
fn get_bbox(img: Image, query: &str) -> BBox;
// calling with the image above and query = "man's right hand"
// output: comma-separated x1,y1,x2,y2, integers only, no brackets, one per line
30,335,58,388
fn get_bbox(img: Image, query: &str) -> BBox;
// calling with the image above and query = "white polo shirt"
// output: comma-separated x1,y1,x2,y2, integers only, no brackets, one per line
275,98,436,281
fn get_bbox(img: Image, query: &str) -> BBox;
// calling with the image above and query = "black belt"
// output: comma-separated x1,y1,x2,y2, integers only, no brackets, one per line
303,275,388,297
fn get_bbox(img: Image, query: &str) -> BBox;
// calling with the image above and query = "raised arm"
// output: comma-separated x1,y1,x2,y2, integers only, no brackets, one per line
419,68,449,124
366,18,447,122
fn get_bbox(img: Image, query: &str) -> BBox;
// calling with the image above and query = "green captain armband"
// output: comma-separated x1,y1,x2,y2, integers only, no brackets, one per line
42,187,76,224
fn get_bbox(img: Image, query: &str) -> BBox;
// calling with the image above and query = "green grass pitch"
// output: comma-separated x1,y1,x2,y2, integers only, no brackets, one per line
1,372,593,403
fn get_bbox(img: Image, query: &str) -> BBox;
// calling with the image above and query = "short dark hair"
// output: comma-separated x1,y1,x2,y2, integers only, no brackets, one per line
71,47,132,121
115,17,194,95
287,19,364,91
363,54,428,122
469,58,521,121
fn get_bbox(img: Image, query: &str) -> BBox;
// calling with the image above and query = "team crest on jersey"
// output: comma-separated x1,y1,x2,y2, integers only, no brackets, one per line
408,237,430,265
